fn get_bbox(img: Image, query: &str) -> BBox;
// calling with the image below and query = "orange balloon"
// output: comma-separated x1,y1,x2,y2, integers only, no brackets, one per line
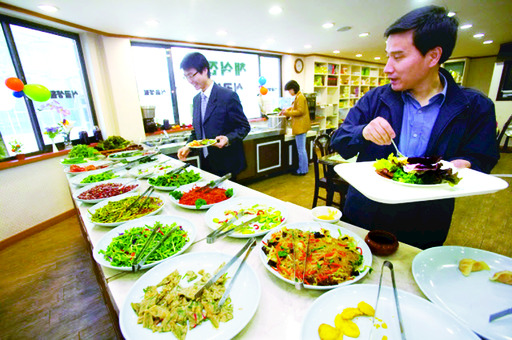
5,77,24,92
260,86,268,95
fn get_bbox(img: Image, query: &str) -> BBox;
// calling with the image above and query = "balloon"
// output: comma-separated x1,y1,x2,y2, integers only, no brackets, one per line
23,84,51,102
260,86,268,95
258,76,266,86
13,91,24,98
5,77,24,92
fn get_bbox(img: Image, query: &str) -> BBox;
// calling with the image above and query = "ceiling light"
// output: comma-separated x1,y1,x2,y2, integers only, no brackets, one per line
323,22,335,29
266,38,275,44
333,50,340,54
304,44,312,49
374,57,381,60
38,4,58,12
356,54,363,57
269,6,282,15
337,26,352,32
460,24,473,30
483,40,493,44
473,33,484,38
447,11,456,17
359,32,370,37
216,30,227,36
145,19,159,27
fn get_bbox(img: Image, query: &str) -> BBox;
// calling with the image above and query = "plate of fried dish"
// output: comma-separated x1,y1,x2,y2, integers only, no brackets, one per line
412,246,512,340
301,284,480,340
120,251,261,340
186,139,217,148
374,154,462,187
260,222,372,290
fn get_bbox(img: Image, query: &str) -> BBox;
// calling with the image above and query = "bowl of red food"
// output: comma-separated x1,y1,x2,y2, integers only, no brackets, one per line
73,179,139,204
168,181,236,210
364,230,399,256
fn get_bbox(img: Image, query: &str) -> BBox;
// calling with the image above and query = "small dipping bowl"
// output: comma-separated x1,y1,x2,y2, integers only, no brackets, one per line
311,206,342,224
364,230,399,256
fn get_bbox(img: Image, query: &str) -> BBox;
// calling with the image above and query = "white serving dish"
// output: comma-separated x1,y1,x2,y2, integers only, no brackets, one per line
168,181,236,210
73,178,139,204
311,206,342,223
70,168,127,187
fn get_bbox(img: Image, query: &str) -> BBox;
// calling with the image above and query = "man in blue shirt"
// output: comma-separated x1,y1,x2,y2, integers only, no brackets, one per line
331,6,499,248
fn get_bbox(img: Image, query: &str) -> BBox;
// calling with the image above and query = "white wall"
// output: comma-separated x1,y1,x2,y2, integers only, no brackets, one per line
489,61,512,134
0,156,73,241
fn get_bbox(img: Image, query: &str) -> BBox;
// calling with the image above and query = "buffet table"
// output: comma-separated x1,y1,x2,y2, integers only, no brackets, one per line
69,155,425,340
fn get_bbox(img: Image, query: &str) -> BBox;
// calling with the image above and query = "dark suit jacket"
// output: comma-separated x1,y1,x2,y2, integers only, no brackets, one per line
188,83,251,176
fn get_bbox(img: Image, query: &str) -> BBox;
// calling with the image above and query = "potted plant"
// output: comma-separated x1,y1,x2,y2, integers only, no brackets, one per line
9,139,24,160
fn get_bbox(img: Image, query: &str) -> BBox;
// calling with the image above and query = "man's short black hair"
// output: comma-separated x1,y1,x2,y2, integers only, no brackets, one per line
284,80,300,93
180,52,210,77
384,5,458,64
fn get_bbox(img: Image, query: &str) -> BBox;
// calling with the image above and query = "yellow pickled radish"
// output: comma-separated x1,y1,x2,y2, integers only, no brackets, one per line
357,301,375,316
318,323,341,340
339,319,360,338
341,307,363,320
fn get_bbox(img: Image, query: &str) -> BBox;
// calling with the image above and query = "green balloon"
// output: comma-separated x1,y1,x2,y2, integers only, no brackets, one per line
23,84,51,102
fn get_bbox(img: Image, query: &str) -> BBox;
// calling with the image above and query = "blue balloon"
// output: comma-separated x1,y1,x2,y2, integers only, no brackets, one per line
258,76,267,86
13,91,24,98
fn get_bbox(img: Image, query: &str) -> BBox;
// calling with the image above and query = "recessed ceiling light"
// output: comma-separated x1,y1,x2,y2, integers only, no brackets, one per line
266,38,275,44
333,50,340,54
460,24,473,30
145,19,159,27
304,44,312,49
217,30,227,36
483,40,493,44
38,4,58,12
337,26,352,32
473,33,484,38
447,11,456,17
374,56,381,60
359,32,370,37
269,6,282,15
356,54,363,57
323,22,335,29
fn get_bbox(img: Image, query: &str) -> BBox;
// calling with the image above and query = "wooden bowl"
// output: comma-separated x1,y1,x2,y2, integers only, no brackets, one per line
364,230,399,256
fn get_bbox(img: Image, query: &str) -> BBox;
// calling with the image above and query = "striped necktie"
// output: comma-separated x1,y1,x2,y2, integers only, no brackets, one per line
201,93,208,157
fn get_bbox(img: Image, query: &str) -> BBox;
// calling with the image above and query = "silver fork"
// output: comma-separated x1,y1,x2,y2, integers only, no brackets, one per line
391,139,406,157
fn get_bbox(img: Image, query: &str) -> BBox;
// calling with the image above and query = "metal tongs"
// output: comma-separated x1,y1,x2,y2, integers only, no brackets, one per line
197,173,232,192
206,215,260,243
370,260,406,340
131,225,177,272
292,230,310,290
489,307,512,322
194,237,257,301
163,162,191,176
116,186,155,220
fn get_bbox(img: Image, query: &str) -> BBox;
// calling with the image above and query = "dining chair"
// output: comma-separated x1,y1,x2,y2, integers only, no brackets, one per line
497,114,512,153
312,134,349,209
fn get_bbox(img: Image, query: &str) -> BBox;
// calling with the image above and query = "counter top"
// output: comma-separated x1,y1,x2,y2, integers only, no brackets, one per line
69,156,425,339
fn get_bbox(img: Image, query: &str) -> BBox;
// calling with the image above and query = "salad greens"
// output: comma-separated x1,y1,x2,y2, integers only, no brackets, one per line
80,170,119,184
69,144,101,159
374,153,461,186
89,195,163,223
148,169,201,187
98,221,189,267
95,136,131,151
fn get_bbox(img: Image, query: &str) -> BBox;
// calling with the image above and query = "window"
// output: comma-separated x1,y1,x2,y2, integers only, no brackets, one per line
497,61,512,101
0,15,96,159
130,43,281,125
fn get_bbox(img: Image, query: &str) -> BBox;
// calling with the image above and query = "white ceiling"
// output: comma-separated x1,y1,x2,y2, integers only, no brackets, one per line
1,0,511,63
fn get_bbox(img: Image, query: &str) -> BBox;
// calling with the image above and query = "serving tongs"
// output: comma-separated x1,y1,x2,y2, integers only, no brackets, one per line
163,162,191,176
207,215,260,243
370,260,406,340
194,237,257,300
115,186,155,221
206,214,241,243
293,230,310,290
131,225,177,272
489,307,512,322
197,173,232,192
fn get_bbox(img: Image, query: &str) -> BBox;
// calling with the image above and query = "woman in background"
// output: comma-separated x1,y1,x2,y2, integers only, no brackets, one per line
281,80,311,176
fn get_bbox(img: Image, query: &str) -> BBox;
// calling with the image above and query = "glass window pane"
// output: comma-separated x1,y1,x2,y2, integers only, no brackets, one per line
171,47,261,123
259,56,281,114
11,25,95,144
131,45,175,126
0,25,38,157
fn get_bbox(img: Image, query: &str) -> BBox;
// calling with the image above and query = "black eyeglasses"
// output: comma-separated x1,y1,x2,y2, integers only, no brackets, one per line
184,71,198,80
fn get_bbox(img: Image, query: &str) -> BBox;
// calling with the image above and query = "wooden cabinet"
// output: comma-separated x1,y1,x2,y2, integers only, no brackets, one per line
284,135,315,170
237,135,286,181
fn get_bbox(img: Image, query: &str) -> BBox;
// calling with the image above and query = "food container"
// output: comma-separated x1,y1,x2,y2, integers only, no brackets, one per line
267,115,286,131
140,106,155,119
311,206,342,223
364,230,399,256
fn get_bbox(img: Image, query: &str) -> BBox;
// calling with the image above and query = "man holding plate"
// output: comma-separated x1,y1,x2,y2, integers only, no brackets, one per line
330,6,500,249
178,52,251,180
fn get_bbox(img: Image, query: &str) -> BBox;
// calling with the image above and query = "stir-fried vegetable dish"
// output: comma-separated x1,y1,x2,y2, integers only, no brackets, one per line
171,185,234,209
99,221,189,267
148,169,201,188
212,204,284,234
187,139,216,147
80,170,120,184
131,267,233,340
262,227,364,286
89,195,163,223
77,182,138,200
374,153,461,186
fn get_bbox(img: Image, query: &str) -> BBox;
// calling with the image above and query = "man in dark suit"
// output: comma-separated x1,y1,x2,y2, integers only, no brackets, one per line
177,52,251,179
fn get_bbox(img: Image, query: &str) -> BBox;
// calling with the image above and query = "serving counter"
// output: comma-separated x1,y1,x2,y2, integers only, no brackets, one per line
69,156,425,340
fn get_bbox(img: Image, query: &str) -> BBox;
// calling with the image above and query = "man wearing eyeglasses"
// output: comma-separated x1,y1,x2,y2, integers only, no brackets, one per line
178,52,251,179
